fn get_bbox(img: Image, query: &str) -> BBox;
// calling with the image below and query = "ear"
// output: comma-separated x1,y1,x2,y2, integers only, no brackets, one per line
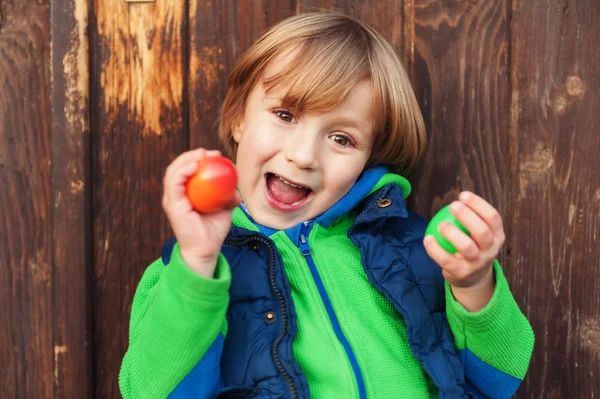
232,125,243,143
232,117,244,143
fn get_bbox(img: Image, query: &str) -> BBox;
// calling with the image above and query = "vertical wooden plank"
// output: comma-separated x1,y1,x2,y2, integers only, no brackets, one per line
264,0,299,29
409,0,510,218
234,1,297,55
50,0,93,397
234,0,267,56
188,0,234,151
91,0,187,396
509,1,600,396
0,1,53,398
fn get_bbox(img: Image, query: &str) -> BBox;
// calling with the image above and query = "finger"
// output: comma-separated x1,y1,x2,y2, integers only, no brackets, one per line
437,221,480,262
164,160,199,203
164,148,206,182
459,191,504,238
169,149,225,188
205,150,222,158
171,148,206,170
165,149,224,193
164,148,223,201
449,201,494,250
423,234,461,271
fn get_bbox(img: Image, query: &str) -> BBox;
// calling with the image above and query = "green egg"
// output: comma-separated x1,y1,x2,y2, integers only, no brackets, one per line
425,205,470,254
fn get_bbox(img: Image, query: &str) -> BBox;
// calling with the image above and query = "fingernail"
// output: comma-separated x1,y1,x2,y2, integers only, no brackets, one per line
459,191,472,201
450,201,462,212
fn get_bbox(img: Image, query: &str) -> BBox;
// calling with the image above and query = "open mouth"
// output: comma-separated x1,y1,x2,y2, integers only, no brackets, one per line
265,173,314,211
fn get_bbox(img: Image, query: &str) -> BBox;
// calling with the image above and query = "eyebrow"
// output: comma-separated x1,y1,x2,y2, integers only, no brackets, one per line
334,117,363,130
331,116,372,136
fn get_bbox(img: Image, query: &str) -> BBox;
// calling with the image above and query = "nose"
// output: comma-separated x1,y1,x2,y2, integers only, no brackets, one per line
284,130,320,170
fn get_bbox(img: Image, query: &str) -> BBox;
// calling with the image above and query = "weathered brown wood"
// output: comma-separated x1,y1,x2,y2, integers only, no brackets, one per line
50,0,94,397
0,0,54,397
91,0,188,396
4,1,598,398
508,1,600,397
188,0,235,151
233,1,298,58
409,0,510,216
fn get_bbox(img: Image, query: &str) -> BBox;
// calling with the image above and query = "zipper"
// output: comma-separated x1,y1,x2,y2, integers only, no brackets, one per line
225,237,299,399
298,223,367,399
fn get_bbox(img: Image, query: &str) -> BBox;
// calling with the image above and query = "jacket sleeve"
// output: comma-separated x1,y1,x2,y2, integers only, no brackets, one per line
445,260,534,398
119,241,231,399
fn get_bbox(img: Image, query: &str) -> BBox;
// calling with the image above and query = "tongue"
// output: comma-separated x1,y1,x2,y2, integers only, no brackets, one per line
267,174,310,205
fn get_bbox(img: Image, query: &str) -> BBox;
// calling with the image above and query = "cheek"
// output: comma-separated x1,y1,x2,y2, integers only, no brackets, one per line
235,128,274,178
324,157,367,192
241,125,281,159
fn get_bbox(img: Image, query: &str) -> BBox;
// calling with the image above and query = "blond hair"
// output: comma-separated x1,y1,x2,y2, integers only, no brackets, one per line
218,12,426,176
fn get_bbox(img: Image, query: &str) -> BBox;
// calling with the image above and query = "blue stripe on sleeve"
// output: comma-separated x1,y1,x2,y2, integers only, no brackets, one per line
459,349,522,399
168,334,225,398
161,236,178,265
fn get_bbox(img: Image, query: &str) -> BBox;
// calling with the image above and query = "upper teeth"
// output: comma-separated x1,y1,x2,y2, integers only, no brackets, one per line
276,175,305,189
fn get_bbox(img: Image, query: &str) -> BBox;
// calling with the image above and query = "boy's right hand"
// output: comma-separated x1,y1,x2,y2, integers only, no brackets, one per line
162,148,241,278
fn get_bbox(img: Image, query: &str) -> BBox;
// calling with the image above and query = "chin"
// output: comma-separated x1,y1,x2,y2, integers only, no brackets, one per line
258,213,303,231
251,204,312,230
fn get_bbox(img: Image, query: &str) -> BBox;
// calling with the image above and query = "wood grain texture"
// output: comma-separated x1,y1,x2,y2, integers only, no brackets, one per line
0,0,53,397
91,0,187,396
50,0,94,396
409,0,510,217
232,1,297,63
509,0,600,396
188,0,235,151
1,1,595,398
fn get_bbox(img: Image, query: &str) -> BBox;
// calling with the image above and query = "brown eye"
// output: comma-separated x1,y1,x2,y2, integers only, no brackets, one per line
275,110,296,123
331,134,352,147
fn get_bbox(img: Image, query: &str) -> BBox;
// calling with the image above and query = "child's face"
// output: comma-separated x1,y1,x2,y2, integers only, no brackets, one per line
232,57,375,230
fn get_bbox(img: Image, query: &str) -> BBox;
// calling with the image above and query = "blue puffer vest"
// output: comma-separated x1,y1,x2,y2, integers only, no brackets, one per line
209,182,469,399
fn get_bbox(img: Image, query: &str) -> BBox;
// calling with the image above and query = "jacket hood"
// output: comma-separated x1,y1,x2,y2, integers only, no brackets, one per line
232,166,412,240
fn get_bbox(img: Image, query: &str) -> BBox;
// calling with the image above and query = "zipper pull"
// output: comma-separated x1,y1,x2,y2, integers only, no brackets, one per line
298,222,313,256
299,233,311,256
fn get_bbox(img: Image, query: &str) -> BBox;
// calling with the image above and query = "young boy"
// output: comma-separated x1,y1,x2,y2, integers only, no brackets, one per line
119,12,534,399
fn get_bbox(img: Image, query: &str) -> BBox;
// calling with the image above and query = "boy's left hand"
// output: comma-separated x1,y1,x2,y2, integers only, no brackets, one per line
423,191,505,311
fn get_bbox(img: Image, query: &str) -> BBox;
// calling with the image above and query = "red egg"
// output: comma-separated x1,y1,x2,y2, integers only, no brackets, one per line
186,156,238,213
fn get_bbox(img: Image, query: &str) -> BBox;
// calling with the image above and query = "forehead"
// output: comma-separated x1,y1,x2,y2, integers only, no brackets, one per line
262,47,299,82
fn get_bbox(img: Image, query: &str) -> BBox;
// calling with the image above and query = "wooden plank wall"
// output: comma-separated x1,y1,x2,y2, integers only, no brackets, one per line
91,0,188,397
508,1,600,396
1,0,92,397
409,1,600,397
1,2,54,397
1,0,598,397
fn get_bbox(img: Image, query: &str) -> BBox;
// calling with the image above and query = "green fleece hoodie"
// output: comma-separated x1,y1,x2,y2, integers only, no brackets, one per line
120,173,534,398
